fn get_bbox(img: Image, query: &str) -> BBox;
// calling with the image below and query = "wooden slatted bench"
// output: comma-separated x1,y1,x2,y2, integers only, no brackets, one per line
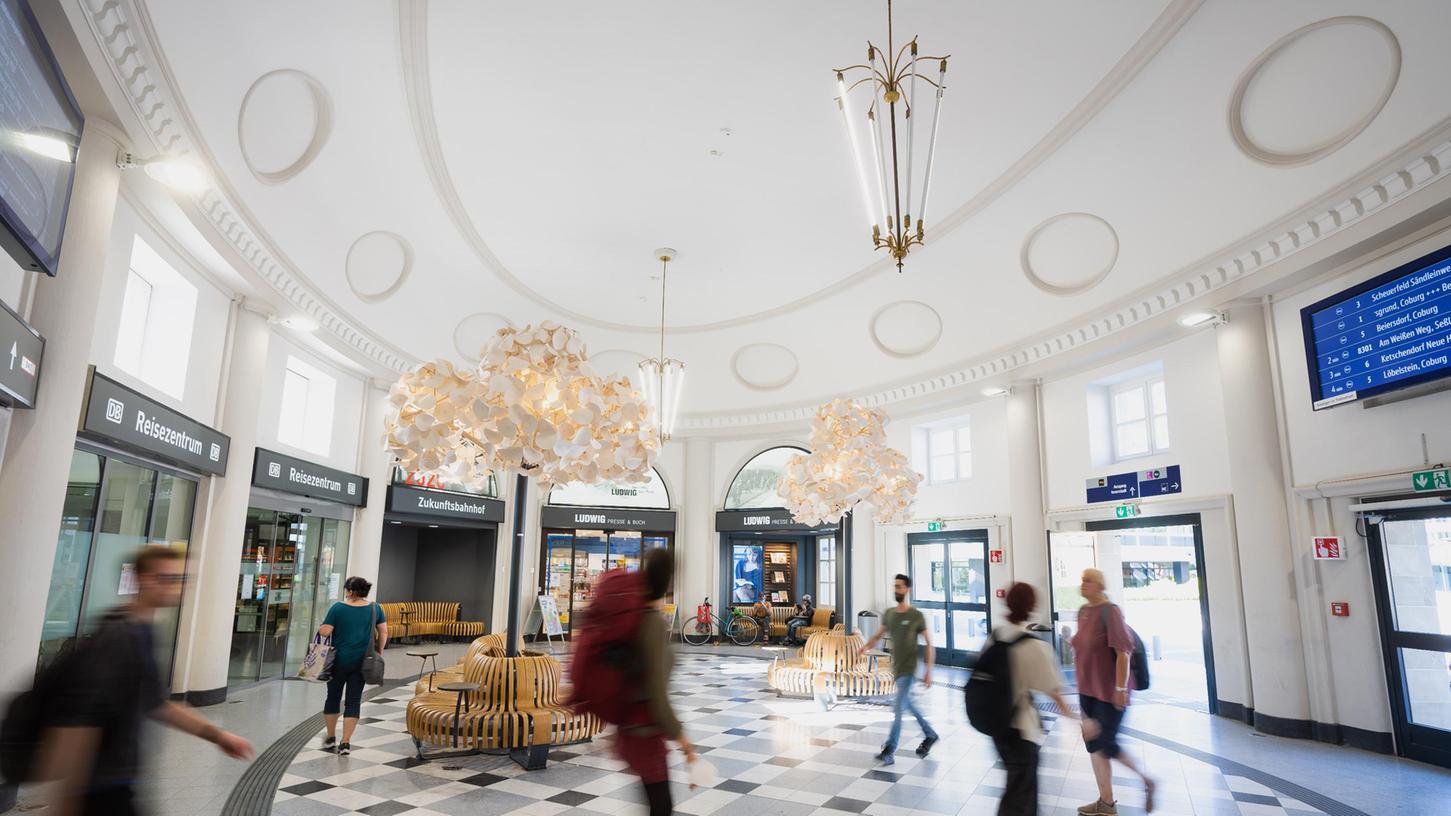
381,601,487,642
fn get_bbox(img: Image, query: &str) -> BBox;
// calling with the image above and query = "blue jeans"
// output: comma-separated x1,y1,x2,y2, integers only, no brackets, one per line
884,673,937,752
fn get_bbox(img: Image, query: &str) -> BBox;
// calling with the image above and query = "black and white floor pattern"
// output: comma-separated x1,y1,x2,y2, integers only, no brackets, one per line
273,652,1336,816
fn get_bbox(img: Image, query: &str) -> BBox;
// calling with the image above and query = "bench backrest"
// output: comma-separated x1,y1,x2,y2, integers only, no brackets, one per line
410,601,461,623
811,606,834,628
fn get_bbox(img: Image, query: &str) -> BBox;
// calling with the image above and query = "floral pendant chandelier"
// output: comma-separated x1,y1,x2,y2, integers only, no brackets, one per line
385,323,660,489
775,398,922,526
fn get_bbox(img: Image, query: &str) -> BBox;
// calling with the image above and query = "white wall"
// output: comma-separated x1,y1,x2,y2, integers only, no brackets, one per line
88,196,231,423
1041,330,1232,511
0,251,25,314
887,398,1010,520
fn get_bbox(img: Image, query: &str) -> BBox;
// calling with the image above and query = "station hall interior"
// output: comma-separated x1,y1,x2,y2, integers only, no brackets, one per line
1,1,1451,815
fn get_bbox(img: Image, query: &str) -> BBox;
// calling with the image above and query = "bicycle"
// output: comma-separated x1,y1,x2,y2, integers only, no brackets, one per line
682,598,760,646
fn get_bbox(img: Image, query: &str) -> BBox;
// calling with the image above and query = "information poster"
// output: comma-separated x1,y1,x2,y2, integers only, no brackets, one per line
240,573,254,599
732,545,764,604
117,563,138,596
538,594,565,637
328,573,341,600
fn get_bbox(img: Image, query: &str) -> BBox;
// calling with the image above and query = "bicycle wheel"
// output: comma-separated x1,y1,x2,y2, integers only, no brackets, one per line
728,616,759,647
683,619,713,646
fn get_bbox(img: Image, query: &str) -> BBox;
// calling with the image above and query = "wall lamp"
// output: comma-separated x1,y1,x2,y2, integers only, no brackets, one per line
1178,310,1227,328
116,151,208,193
981,386,1009,397
270,314,319,333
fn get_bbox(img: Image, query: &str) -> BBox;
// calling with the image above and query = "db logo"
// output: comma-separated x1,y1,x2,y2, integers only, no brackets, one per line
105,398,125,424
267,462,282,478
347,483,356,495
209,443,222,462
989,550,1004,564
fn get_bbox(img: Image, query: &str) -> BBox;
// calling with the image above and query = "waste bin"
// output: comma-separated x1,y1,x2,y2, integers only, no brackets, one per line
857,610,880,643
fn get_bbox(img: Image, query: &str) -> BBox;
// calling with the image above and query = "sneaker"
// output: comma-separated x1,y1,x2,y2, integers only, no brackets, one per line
874,748,895,766
338,743,351,756
321,736,336,751
1077,800,1117,815
915,736,938,757
1144,778,1156,813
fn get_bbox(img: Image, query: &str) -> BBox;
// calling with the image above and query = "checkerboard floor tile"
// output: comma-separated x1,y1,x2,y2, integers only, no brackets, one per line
276,653,1343,816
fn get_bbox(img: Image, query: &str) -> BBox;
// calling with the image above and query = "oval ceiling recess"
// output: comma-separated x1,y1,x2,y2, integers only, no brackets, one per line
238,69,334,183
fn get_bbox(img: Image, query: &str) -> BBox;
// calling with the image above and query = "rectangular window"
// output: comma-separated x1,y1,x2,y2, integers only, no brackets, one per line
914,419,971,484
276,355,335,457
817,536,837,608
112,237,197,400
1111,378,1169,462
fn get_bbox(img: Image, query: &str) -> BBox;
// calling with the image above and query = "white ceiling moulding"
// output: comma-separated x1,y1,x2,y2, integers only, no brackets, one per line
1019,212,1120,296
1229,16,1401,168
395,0,1206,335
75,0,415,376
681,130,1451,432
238,68,334,184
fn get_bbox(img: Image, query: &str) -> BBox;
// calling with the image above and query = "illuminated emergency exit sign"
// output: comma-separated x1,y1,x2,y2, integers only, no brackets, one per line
1115,504,1140,519
1412,468,1450,492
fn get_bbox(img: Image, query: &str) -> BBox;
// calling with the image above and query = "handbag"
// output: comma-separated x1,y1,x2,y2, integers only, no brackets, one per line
361,602,386,685
299,634,334,682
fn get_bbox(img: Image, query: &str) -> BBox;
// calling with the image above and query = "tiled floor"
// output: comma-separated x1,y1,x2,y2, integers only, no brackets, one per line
269,652,1373,816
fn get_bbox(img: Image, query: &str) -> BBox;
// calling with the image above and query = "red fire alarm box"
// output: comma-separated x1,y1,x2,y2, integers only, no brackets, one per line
989,550,1004,564
995,588,1006,599
1330,601,1350,617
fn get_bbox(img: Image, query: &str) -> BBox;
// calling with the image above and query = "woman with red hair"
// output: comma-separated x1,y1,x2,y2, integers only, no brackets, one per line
989,582,1077,816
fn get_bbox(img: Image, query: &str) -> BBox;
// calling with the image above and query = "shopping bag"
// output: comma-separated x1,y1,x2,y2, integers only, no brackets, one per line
299,635,334,682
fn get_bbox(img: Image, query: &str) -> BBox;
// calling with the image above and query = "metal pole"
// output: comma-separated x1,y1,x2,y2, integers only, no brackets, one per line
506,471,529,657
842,509,854,634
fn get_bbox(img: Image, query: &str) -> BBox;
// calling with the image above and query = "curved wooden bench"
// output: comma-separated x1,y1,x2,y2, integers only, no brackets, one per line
382,601,487,641
768,625,894,697
796,606,835,640
413,632,511,695
406,648,600,754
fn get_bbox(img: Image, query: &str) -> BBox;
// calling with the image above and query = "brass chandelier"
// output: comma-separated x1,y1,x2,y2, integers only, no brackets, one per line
637,248,685,441
835,0,948,272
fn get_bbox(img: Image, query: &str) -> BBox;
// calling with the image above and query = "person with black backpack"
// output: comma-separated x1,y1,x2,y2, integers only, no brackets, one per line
968,583,1077,816
1072,568,1156,815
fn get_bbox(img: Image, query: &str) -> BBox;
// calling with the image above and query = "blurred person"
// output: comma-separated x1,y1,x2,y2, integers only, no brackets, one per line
33,546,253,816
316,577,387,756
1073,569,1155,815
785,593,815,643
989,583,1078,816
856,573,937,765
750,597,772,644
628,549,696,815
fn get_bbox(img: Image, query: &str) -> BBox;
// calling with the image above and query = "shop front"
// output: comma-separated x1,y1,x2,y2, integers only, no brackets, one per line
539,470,675,633
378,480,503,632
227,448,366,684
39,369,229,683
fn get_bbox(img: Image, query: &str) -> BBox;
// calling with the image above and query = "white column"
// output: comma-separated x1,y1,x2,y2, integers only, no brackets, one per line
348,383,392,589
1217,302,1312,730
1006,382,1049,618
0,127,123,692
680,437,714,622
181,307,270,702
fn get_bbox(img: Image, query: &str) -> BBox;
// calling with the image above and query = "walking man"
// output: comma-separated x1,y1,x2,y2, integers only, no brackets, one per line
857,573,938,765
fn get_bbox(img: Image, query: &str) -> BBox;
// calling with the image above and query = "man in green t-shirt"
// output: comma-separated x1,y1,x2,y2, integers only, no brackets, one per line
857,573,938,765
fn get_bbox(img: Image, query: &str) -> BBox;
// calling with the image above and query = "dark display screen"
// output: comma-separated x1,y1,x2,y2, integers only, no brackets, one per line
0,0,83,277
1301,242,1451,409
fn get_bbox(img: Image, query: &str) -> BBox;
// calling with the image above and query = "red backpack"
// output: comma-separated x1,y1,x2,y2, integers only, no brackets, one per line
566,569,650,727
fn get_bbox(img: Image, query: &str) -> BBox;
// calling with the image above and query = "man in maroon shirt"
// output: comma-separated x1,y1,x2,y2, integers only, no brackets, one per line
1071,568,1155,815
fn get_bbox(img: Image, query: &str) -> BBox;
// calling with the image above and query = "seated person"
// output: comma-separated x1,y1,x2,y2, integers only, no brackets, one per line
786,594,815,643
750,599,772,643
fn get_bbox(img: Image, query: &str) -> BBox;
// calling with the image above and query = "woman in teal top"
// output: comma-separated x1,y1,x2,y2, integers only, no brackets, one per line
317,576,387,755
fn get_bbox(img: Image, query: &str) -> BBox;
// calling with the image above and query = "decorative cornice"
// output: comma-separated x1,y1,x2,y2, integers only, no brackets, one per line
79,0,414,374
397,0,1205,334
681,129,1451,431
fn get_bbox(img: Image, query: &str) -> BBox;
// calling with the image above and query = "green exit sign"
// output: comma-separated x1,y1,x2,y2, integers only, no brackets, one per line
927,520,945,532
1412,468,1451,492
1115,504,1139,519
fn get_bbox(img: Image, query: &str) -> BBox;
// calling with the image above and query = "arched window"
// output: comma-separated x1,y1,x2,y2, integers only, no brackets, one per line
547,468,671,509
723,446,808,510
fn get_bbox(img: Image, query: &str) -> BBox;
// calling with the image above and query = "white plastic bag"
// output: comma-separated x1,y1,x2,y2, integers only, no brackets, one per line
298,635,334,682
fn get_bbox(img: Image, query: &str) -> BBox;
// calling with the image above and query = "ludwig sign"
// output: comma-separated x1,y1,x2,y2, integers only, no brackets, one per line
714,508,833,532
387,484,504,523
252,448,367,507
540,505,677,531
79,368,229,475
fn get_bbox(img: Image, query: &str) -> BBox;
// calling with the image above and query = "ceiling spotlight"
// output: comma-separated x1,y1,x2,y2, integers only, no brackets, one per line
1178,311,1226,328
274,315,319,332
116,151,209,193
10,130,76,162
981,386,1008,397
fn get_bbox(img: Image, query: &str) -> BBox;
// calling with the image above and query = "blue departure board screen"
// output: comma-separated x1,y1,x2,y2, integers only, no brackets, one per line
1301,242,1451,410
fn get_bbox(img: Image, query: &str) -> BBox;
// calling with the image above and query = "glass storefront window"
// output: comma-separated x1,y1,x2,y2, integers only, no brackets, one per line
608,532,642,572
541,530,674,632
38,451,103,668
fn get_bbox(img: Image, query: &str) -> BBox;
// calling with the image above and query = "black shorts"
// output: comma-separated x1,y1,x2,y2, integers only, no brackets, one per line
1080,694,1125,758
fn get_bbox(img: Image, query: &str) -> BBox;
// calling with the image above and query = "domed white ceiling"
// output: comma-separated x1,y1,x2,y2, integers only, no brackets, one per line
73,0,1451,428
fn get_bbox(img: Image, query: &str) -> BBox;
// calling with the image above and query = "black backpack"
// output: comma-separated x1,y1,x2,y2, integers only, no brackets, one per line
964,633,1030,738
1,656,67,785
1100,604,1151,691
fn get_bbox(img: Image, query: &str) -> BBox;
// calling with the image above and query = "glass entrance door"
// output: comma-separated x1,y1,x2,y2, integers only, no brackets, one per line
1366,510,1451,769
907,532,990,667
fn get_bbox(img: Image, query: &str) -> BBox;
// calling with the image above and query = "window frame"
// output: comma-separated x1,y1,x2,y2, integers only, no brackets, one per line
1110,377,1169,462
275,355,336,457
914,419,972,485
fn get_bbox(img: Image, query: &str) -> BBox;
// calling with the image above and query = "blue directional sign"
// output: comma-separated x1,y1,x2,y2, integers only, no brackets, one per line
1138,465,1182,496
1086,472,1138,504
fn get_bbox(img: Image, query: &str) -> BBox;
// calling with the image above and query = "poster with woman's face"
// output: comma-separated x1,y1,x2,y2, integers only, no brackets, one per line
732,545,763,604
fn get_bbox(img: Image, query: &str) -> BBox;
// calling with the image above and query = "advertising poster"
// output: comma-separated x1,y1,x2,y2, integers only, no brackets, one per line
538,595,565,637
732,545,764,604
